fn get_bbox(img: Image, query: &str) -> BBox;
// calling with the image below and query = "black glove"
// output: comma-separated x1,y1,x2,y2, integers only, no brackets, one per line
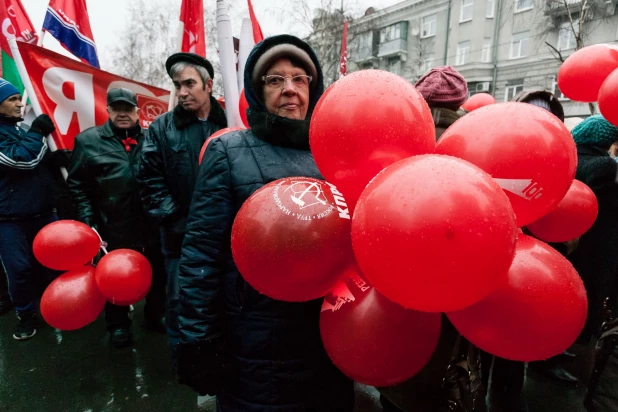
48,149,72,168
30,114,56,136
177,339,226,396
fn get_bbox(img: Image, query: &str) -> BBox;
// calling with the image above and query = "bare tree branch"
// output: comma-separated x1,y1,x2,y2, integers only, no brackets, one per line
545,41,565,62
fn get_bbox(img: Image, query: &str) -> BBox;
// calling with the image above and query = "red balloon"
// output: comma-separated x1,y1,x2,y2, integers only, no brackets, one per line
95,249,152,305
320,265,441,386
33,220,101,270
310,70,435,204
232,177,354,301
448,234,587,361
557,44,618,102
436,102,577,227
527,179,598,242
217,96,226,110
40,266,106,330
598,68,618,127
352,155,517,312
198,127,245,165
461,93,496,112
239,89,249,128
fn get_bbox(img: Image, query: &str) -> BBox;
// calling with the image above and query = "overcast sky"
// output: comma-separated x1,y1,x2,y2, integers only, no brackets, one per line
20,0,402,70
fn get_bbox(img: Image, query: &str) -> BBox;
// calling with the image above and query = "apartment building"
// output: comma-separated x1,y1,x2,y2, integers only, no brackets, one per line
348,0,618,117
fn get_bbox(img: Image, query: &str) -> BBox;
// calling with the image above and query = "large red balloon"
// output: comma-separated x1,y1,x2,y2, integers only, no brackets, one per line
461,93,496,112
232,177,354,301
598,67,618,127
557,44,618,102
33,220,101,271
527,179,598,242
436,102,577,227
40,266,106,330
310,70,435,205
198,127,245,165
320,265,441,386
448,234,587,361
95,249,152,305
352,155,517,312
239,89,249,128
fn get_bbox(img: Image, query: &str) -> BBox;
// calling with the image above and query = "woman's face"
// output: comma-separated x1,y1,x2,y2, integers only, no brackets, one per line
262,58,310,120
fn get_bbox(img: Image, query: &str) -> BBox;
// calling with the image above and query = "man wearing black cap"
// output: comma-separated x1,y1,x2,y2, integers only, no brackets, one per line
137,53,226,355
67,88,167,348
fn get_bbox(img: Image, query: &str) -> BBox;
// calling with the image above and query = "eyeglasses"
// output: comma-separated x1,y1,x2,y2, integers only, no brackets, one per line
261,75,312,89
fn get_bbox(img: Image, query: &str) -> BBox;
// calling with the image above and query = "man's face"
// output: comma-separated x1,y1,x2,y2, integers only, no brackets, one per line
172,66,213,113
107,102,139,129
263,58,310,121
0,94,24,118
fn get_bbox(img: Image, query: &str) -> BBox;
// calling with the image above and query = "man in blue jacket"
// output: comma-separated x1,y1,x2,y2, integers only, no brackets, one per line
0,78,58,340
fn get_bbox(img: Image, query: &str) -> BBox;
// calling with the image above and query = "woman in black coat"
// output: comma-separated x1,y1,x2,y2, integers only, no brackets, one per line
568,115,618,342
174,35,354,412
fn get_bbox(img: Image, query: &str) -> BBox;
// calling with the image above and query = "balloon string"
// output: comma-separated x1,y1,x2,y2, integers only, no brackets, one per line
90,227,109,255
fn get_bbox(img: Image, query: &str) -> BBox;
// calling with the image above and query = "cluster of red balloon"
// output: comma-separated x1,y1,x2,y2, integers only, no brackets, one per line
230,69,593,386
557,44,618,125
33,220,152,331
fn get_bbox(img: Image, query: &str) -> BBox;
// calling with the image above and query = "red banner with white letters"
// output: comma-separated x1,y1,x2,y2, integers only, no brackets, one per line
17,42,170,150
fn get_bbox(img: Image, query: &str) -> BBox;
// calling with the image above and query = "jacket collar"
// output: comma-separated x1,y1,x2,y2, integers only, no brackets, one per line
577,144,611,156
100,120,143,139
0,113,22,126
172,95,228,130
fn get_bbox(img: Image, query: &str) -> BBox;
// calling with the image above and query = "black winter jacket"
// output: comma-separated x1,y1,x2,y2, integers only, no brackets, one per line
66,120,152,249
176,35,354,411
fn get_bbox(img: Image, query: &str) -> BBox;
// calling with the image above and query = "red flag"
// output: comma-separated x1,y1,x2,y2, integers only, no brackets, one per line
0,0,38,58
16,42,170,150
247,0,264,44
180,0,206,57
339,21,348,78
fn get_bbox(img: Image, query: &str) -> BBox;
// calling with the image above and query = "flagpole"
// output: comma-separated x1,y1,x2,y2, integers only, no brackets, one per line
8,37,67,180
167,22,184,112
217,0,242,127
20,32,46,116
237,18,253,93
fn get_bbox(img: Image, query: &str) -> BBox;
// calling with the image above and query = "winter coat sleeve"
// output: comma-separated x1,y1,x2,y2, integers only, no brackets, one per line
137,123,180,222
66,136,96,227
177,138,234,344
0,127,48,170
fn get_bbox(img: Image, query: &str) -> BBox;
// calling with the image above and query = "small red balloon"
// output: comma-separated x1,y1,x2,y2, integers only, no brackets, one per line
232,177,354,301
461,93,496,112
448,234,587,361
33,220,101,270
40,266,106,330
598,68,618,127
198,127,244,165
352,155,517,312
239,89,249,128
527,179,598,242
557,44,618,103
310,70,435,204
436,102,577,227
320,266,441,386
95,249,152,305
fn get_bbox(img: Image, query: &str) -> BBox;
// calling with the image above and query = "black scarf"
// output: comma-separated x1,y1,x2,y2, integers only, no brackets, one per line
246,108,311,151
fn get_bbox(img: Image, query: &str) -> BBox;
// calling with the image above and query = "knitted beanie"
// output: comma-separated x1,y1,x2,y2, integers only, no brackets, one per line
415,66,468,110
0,78,20,104
571,114,618,148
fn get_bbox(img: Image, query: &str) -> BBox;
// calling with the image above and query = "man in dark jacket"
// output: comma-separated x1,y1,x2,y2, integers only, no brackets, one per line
67,88,166,348
137,53,227,353
174,35,354,412
0,78,58,340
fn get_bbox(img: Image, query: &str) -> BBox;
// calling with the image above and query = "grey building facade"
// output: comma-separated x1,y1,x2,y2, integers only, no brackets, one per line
348,0,618,117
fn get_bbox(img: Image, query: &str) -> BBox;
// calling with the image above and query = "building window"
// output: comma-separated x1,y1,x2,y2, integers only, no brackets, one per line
481,38,492,62
514,0,533,12
460,0,474,22
551,76,568,100
388,57,401,75
380,22,407,43
486,0,495,17
456,41,470,65
422,53,435,73
421,14,437,38
558,20,579,51
510,31,530,59
504,80,524,101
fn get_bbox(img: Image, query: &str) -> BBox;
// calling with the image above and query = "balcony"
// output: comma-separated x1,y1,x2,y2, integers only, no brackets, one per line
378,38,408,61
544,0,583,16
349,46,376,63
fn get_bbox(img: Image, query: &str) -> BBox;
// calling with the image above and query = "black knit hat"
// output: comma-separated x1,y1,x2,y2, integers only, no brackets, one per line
165,52,214,79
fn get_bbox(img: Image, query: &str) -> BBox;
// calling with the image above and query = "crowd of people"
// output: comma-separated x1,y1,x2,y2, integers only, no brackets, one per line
1,34,617,411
